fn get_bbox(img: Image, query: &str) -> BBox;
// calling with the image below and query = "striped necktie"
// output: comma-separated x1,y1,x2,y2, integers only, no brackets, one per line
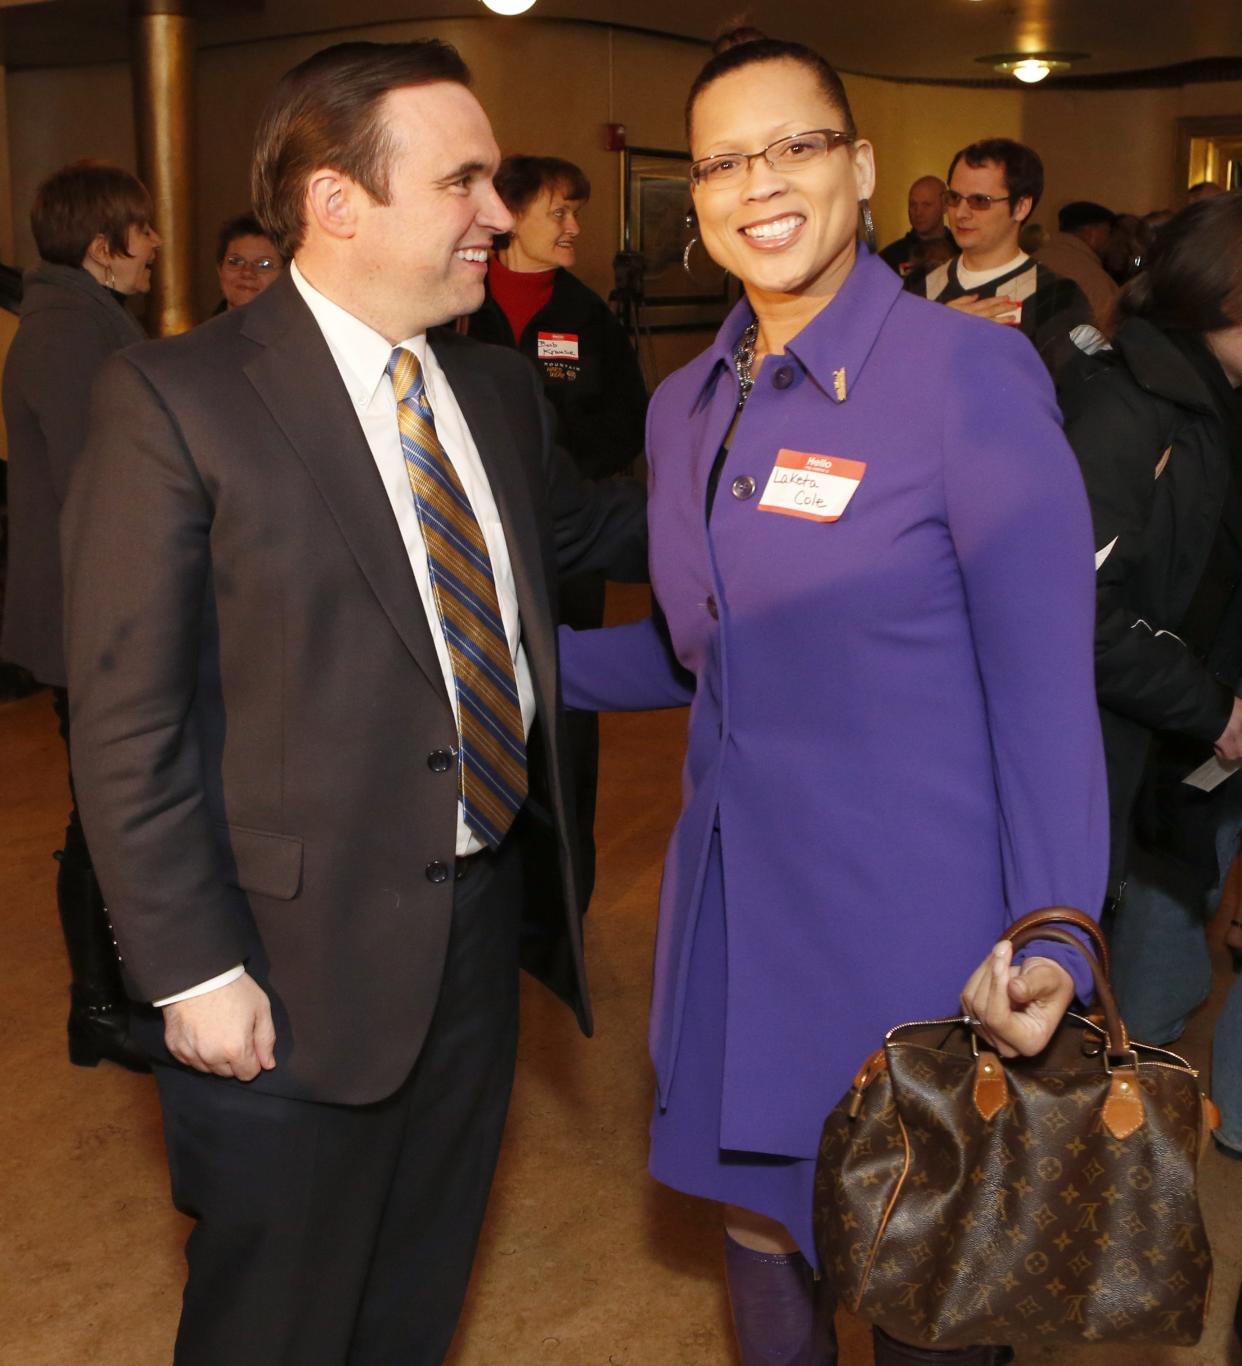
388,346,527,849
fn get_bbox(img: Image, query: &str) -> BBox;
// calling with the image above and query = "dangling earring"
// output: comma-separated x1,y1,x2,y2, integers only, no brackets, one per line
682,206,701,276
105,264,116,289
858,198,876,253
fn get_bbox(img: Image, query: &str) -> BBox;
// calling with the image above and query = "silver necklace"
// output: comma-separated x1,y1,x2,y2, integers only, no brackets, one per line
732,319,759,410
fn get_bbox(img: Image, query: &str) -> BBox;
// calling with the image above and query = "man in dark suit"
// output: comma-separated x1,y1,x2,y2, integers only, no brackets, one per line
62,40,644,1366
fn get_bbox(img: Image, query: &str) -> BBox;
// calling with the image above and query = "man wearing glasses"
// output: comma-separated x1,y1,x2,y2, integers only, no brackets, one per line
911,137,1091,382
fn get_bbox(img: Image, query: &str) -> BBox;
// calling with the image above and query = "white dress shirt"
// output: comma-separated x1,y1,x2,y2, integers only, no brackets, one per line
155,263,534,1006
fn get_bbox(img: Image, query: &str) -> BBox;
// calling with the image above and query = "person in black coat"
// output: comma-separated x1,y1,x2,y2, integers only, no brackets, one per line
2,160,159,1071
467,155,649,902
468,155,647,479
1060,191,1242,1158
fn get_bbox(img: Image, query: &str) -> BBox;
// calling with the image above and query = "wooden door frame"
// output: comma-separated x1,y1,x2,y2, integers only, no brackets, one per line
1177,114,1242,194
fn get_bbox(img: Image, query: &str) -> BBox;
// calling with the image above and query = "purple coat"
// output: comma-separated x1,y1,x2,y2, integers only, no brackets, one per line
561,250,1108,1159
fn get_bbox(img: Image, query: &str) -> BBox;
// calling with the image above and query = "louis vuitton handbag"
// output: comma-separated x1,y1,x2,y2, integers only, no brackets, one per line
813,908,1220,1350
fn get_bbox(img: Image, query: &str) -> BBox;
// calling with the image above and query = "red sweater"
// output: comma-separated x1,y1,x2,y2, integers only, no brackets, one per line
487,256,555,345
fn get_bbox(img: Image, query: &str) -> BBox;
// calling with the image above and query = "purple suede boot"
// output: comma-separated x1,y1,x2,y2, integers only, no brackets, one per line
724,1234,837,1365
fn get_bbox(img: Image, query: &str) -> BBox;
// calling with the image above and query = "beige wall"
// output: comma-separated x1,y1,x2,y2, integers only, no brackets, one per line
5,19,1242,370
849,76,1020,247
8,61,136,264
859,74,1242,246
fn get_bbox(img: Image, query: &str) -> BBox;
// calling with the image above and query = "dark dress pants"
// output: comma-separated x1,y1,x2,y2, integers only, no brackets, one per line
154,839,523,1366
557,570,604,905
50,687,90,871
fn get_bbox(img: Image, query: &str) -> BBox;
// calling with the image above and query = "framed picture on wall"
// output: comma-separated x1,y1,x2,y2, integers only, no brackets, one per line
619,146,737,331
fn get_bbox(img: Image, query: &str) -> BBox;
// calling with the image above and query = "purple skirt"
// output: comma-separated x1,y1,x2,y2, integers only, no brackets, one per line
648,831,819,1264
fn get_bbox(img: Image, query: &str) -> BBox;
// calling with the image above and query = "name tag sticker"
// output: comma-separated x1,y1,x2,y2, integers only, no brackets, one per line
537,331,580,360
758,449,867,522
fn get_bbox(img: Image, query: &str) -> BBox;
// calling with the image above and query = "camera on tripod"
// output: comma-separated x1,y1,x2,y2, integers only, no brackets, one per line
609,250,645,331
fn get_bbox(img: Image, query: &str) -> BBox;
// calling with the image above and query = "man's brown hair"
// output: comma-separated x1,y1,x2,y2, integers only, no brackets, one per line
31,160,152,268
251,39,471,258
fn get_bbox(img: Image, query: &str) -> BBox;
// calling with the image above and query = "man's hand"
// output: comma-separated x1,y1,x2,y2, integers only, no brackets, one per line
946,293,1021,324
162,972,276,1081
1214,695,1242,763
960,941,1074,1058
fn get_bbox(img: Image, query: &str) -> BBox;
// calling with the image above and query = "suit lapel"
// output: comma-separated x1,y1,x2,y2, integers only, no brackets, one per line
241,278,447,701
431,332,556,710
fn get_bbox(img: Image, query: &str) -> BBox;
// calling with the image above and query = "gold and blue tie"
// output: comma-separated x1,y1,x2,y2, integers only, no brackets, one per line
388,347,527,848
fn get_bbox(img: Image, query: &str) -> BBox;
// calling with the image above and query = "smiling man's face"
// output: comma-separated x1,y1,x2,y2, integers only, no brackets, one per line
351,82,514,334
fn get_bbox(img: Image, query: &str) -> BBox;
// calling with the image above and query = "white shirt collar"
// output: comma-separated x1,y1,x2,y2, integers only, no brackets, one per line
289,259,427,410
956,251,1029,288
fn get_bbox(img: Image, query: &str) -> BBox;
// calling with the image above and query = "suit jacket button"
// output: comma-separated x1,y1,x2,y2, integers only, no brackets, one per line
731,475,756,500
427,748,454,773
772,365,795,389
706,594,719,619
425,860,450,884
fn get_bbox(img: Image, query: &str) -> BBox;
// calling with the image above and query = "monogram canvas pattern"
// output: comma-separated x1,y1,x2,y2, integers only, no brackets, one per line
814,1017,1212,1349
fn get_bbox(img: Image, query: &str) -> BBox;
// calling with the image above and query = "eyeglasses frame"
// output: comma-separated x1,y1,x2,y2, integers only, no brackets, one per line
942,190,1015,212
689,128,855,190
221,253,280,273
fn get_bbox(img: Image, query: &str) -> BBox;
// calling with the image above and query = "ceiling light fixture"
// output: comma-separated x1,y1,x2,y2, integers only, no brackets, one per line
977,52,1085,84
481,0,536,13
1008,59,1056,83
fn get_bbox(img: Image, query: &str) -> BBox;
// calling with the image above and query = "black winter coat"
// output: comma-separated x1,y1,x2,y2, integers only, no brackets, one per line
468,268,647,480
1061,317,1242,887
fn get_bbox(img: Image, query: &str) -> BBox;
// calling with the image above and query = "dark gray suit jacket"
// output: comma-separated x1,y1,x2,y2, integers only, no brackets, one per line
2,263,144,685
62,272,644,1104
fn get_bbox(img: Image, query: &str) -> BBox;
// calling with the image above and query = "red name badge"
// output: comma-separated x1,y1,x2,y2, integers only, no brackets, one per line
537,332,580,360
757,449,866,523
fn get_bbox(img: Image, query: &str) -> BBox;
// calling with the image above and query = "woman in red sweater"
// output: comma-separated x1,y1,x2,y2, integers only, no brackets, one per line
468,155,649,904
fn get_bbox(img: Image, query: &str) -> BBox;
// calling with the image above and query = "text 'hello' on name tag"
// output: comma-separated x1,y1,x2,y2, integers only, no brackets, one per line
537,331,580,360
757,449,867,522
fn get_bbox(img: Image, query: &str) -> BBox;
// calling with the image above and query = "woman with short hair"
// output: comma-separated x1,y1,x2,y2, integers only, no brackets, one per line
559,34,1106,1364
213,211,283,313
468,154,647,479
2,159,160,1072
468,153,648,902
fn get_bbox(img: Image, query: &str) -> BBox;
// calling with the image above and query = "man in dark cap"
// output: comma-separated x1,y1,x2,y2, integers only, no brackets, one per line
1036,200,1119,326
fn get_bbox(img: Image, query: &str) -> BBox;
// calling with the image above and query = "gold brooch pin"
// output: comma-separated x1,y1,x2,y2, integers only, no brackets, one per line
833,367,847,402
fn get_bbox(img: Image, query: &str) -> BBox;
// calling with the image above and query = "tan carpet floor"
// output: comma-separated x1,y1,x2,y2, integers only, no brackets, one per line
2,584,1240,1364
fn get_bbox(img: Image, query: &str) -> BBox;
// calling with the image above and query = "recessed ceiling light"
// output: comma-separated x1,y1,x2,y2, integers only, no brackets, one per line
481,0,536,13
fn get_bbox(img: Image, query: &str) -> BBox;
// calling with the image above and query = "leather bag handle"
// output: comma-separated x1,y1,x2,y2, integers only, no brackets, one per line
1005,921,1131,1058
1002,906,1110,977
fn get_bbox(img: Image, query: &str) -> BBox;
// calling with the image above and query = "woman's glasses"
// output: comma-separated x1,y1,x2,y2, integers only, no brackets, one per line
689,129,854,190
222,254,279,273
942,191,1013,211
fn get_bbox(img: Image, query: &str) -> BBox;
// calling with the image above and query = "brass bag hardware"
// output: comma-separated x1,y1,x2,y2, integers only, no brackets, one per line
1101,1066,1145,1139
972,1049,1009,1121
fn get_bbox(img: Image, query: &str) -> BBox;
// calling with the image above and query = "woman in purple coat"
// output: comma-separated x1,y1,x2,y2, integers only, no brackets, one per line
560,35,1108,1366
